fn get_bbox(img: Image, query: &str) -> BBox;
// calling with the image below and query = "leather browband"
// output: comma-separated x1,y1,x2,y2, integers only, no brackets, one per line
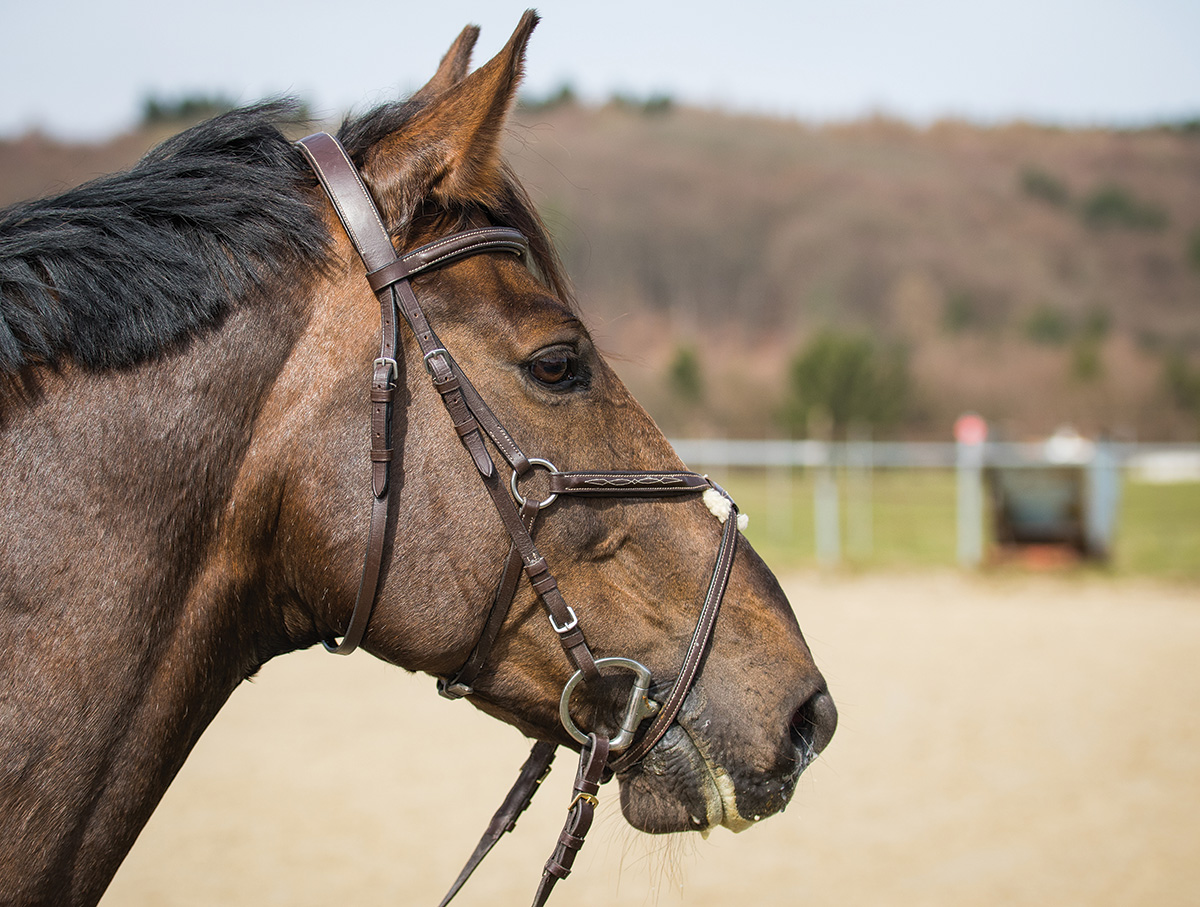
366,230,530,293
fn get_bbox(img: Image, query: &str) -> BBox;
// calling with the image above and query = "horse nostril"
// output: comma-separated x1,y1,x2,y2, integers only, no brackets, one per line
790,690,838,756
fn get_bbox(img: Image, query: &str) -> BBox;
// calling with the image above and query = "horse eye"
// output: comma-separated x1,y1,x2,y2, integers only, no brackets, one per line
528,351,577,388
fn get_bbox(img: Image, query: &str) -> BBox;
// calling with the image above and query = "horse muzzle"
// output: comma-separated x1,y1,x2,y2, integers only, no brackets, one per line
615,685,837,835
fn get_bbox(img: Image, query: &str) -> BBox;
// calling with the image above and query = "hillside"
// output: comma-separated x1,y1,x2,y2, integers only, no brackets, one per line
3,104,1199,440
504,104,1200,441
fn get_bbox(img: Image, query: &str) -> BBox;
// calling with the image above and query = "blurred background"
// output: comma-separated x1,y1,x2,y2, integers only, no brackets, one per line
3,0,1198,576
3,2,1198,905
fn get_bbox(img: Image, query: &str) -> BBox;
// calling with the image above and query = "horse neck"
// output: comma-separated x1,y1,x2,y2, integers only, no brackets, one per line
0,294,310,904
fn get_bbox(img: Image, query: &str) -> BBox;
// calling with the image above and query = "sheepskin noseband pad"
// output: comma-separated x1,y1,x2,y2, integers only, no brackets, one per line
703,487,749,531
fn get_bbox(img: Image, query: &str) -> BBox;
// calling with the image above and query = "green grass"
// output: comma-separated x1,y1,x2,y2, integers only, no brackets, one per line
1112,480,1200,578
709,468,1200,579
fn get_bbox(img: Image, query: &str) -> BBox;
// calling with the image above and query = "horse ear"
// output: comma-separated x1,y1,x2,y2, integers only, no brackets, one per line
409,24,480,104
362,10,537,224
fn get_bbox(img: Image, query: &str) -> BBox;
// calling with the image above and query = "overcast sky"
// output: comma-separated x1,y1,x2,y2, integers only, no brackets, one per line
1,0,1198,139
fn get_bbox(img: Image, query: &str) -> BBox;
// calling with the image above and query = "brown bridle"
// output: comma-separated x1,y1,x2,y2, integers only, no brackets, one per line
296,132,741,907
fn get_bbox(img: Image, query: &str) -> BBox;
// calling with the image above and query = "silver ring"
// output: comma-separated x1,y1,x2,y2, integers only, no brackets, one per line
559,656,660,752
511,457,559,509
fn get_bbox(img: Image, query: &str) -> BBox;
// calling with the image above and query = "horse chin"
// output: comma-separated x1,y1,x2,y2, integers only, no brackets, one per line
615,723,768,837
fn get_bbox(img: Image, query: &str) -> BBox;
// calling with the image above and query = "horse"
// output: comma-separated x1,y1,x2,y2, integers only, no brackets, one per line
0,12,835,906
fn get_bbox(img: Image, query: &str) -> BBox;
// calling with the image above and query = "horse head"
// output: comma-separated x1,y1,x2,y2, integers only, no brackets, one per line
266,12,835,838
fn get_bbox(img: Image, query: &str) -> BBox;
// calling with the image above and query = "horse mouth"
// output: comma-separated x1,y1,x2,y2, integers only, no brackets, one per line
677,720,760,835
614,693,822,835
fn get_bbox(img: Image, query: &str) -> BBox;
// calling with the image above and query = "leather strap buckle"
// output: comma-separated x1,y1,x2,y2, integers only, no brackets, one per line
568,792,599,810
423,347,450,376
548,606,578,635
437,678,474,700
373,357,398,383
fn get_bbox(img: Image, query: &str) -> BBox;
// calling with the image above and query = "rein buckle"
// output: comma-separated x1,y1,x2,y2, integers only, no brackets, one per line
569,791,599,810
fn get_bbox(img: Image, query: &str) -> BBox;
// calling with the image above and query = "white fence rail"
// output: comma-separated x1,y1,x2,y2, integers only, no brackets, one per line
670,439,1200,474
668,439,1200,567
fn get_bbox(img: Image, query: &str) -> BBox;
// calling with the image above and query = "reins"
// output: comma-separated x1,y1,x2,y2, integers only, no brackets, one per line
296,132,740,907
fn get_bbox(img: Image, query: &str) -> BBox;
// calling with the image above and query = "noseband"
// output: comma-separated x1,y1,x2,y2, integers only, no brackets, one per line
297,133,740,907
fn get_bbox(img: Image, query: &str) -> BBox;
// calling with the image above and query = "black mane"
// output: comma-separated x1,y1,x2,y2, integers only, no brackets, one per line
0,97,570,381
0,102,327,376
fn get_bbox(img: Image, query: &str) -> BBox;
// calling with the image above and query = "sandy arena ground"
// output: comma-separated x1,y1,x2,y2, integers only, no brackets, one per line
103,571,1200,906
